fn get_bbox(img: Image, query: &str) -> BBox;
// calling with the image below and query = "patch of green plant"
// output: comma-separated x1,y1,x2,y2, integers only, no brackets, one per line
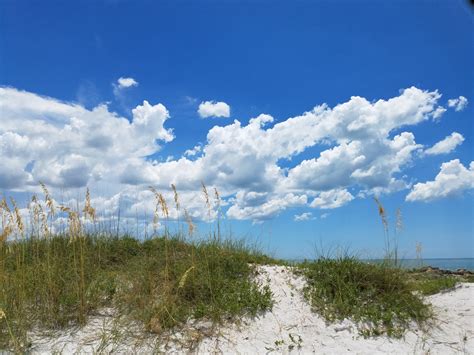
299,257,432,338
113,238,274,332
461,274,474,283
407,274,457,295
0,234,274,351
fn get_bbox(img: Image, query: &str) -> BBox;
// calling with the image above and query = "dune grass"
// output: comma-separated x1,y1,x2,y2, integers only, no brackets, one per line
0,234,274,351
406,272,459,296
0,184,276,352
299,257,433,338
0,186,468,351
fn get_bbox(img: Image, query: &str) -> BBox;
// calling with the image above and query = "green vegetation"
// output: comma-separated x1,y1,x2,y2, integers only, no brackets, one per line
0,234,274,351
409,275,457,295
405,270,470,296
299,257,432,338
0,185,274,352
1,186,470,351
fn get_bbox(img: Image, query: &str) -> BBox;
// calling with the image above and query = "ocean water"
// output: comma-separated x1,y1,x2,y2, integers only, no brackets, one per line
362,258,474,271
395,258,474,271
292,258,474,271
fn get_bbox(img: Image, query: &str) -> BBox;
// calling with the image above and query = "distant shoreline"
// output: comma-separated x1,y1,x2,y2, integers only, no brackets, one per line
287,258,474,271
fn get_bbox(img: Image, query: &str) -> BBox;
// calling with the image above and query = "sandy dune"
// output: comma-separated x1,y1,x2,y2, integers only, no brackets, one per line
30,265,474,354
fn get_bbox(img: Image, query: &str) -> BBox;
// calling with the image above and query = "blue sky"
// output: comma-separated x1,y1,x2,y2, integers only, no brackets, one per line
0,0,473,259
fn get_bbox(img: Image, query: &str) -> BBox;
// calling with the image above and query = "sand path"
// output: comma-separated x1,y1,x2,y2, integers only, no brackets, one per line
29,265,474,354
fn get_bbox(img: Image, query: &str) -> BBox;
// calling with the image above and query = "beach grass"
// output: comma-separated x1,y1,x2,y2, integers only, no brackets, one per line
0,233,275,351
298,257,433,337
0,186,468,351
406,271,462,296
0,184,276,352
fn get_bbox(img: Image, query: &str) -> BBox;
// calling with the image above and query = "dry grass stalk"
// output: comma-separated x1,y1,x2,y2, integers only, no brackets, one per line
149,186,160,235
29,195,49,237
59,206,81,240
201,182,211,221
148,186,169,219
40,182,55,217
178,266,195,289
0,197,12,224
158,193,169,219
395,208,403,234
29,195,40,236
171,184,180,212
184,208,195,237
213,188,220,210
38,203,49,237
83,188,96,222
373,197,388,233
9,198,24,237
0,225,13,243
0,198,14,242
149,186,171,280
214,188,221,240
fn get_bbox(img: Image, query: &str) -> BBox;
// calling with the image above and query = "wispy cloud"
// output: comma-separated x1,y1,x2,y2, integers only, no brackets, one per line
447,96,468,112
294,212,315,221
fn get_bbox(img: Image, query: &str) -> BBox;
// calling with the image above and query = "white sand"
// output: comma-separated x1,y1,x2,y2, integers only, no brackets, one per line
28,265,474,354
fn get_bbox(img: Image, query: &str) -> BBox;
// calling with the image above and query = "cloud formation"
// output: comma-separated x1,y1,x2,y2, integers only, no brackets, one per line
424,132,464,155
406,159,474,202
117,77,138,89
294,212,314,221
0,87,172,189
432,106,446,120
447,96,468,112
198,101,231,118
0,85,469,223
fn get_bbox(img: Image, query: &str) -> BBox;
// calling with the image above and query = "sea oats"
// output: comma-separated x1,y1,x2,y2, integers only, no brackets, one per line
374,197,388,233
9,197,24,237
158,193,169,219
83,188,96,222
201,182,211,221
40,182,55,217
178,266,195,289
184,208,195,237
149,186,160,234
171,183,180,212
395,208,403,234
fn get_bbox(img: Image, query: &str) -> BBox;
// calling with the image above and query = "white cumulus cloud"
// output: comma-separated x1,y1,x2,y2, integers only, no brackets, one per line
198,101,230,118
117,77,138,89
424,132,464,155
1,85,468,223
310,189,354,209
0,87,172,189
447,96,468,112
406,159,474,202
